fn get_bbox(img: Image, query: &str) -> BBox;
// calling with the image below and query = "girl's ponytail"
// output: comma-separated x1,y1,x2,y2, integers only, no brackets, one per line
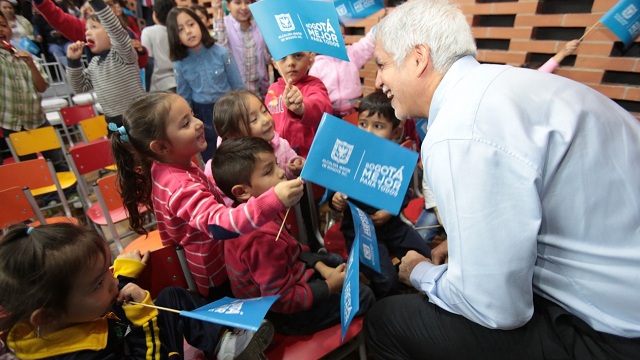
110,92,174,235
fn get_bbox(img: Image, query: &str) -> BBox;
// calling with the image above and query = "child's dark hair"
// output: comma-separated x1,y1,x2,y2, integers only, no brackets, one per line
358,90,401,129
87,13,101,24
166,7,215,61
111,92,176,234
154,0,176,25
211,137,274,199
190,4,209,22
0,223,107,333
214,90,258,140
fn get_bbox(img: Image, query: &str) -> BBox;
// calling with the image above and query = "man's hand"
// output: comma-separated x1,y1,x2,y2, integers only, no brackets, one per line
399,250,431,286
431,239,448,265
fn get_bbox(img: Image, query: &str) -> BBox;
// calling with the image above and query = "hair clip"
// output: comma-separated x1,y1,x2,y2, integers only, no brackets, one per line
108,123,129,142
26,226,34,235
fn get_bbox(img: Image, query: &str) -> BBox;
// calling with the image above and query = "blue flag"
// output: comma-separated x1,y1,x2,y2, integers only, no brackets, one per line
415,118,428,142
347,201,381,273
340,236,359,341
301,113,419,215
333,0,385,23
249,0,348,61
600,0,640,46
180,295,280,331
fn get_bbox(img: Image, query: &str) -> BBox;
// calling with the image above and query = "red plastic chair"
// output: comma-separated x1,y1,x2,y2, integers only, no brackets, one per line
59,103,97,146
0,186,78,230
67,138,115,209
130,244,197,299
0,158,76,218
264,317,366,360
90,173,155,253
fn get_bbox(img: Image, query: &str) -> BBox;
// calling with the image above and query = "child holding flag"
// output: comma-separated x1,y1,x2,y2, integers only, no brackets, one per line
328,90,432,299
265,52,332,158
212,137,375,335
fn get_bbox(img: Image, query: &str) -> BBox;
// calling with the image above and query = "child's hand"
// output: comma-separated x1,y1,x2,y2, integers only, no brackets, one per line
324,263,346,295
287,158,305,176
130,39,144,54
117,249,150,264
67,41,85,60
117,282,148,303
13,50,35,66
283,80,305,116
331,192,348,212
274,177,304,207
562,39,580,56
370,210,392,226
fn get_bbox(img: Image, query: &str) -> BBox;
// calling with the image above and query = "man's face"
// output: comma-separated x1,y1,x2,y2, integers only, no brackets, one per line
374,40,412,120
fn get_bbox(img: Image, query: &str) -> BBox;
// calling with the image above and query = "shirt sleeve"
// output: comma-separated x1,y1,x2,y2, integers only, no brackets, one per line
537,58,559,73
167,180,285,238
298,80,332,129
347,27,375,69
92,0,138,65
174,61,192,105
33,0,86,42
224,47,244,90
412,138,541,330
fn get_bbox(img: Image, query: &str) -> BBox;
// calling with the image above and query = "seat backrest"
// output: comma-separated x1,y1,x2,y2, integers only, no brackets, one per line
0,187,45,229
7,126,64,157
94,173,123,212
133,245,193,299
79,115,108,142
0,158,58,190
60,104,96,127
69,138,114,176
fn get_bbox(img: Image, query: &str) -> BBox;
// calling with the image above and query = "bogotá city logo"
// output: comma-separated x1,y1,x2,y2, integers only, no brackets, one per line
331,139,353,164
275,13,295,31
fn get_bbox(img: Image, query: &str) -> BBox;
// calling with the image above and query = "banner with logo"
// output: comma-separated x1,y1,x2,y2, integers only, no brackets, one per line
348,201,381,273
249,0,349,61
301,113,419,215
340,235,359,341
333,0,385,23
600,0,640,46
180,295,280,331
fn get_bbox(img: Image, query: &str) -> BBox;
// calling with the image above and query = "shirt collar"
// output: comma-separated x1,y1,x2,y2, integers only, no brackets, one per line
429,55,479,129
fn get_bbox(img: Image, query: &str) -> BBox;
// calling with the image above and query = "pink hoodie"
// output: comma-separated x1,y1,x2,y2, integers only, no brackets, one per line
308,29,375,116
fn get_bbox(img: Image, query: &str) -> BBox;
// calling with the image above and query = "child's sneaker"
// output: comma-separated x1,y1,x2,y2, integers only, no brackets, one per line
215,320,274,360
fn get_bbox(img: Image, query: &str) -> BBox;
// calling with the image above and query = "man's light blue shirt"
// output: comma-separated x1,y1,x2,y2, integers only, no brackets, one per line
412,55,640,338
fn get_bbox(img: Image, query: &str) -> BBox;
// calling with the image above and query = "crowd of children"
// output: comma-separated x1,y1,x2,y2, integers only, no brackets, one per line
0,0,522,357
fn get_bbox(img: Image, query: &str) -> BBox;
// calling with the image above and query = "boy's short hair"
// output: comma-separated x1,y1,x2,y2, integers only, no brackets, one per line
87,13,101,24
154,0,176,24
211,137,275,200
358,90,401,129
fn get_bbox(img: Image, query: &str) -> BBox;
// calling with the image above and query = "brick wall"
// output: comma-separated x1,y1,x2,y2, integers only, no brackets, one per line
185,0,639,116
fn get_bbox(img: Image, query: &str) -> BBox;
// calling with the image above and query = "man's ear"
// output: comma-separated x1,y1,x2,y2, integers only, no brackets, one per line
413,44,431,77
30,308,58,328
149,139,169,155
231,184,252,202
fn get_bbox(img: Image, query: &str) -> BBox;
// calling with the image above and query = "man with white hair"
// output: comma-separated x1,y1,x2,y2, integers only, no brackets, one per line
364,0,640,359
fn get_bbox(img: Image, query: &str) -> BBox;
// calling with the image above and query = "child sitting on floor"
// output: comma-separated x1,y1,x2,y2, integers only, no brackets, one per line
211,137,375,335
